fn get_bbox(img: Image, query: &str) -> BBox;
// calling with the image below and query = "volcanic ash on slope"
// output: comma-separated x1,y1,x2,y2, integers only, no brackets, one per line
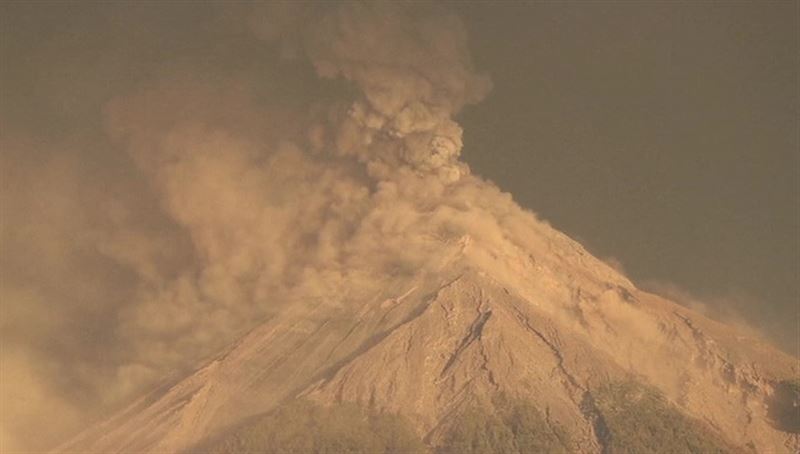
47,3,798,453
59,216,798,453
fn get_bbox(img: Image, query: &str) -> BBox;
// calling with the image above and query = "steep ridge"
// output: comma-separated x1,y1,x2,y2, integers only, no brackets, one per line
56,272,459,453
57,232,798,453
302,269,796,452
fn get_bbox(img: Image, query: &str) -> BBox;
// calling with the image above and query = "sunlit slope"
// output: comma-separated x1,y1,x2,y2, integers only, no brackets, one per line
58,229,798,453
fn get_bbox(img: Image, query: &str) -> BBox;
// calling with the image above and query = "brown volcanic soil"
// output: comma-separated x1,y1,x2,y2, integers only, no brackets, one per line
57,232,798,453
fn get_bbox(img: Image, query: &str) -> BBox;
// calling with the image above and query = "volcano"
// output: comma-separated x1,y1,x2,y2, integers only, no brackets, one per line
25,3,797,453
57,219,798,453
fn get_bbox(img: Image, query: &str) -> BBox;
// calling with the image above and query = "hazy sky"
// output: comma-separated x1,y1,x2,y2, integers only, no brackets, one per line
4,3,796,350
453,2,798,352
0,1,797,450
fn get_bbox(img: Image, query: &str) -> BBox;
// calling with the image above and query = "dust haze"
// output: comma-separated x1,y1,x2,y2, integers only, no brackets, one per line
0,2,493,450
0,2,795,452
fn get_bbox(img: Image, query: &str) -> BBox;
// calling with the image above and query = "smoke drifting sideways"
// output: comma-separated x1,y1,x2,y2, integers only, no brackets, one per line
0,2,521,451
4,3,784,452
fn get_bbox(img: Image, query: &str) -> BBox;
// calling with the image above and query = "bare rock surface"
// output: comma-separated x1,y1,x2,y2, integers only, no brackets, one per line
57,227,798,453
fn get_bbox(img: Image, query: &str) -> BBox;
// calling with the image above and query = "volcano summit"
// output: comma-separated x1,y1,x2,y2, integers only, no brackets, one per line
58,213,798,452
2,2,797,453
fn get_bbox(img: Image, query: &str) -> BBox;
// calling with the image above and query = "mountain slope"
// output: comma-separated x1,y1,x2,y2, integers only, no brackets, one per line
57,229,798,453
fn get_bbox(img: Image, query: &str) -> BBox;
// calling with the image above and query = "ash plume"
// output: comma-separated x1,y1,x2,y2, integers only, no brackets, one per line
1,2,501,451
2,3,785,453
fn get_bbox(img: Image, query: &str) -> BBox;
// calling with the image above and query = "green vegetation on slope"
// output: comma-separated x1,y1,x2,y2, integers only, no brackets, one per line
201,383,745,454
593,381,734,454
437,396,571,454
204,400,426,454
767,378,800,434
202,396,571,454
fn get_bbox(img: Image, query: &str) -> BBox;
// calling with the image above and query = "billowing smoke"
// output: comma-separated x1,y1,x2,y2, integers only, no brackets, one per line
250,2,490,183
1,2,509,451
4,3,788,451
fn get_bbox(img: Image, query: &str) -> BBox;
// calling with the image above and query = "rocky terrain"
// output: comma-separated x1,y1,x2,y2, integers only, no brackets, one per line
57,225,798,453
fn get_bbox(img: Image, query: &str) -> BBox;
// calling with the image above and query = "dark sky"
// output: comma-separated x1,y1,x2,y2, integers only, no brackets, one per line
0,2,797,450
453,2,798,353
1,1,796,354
